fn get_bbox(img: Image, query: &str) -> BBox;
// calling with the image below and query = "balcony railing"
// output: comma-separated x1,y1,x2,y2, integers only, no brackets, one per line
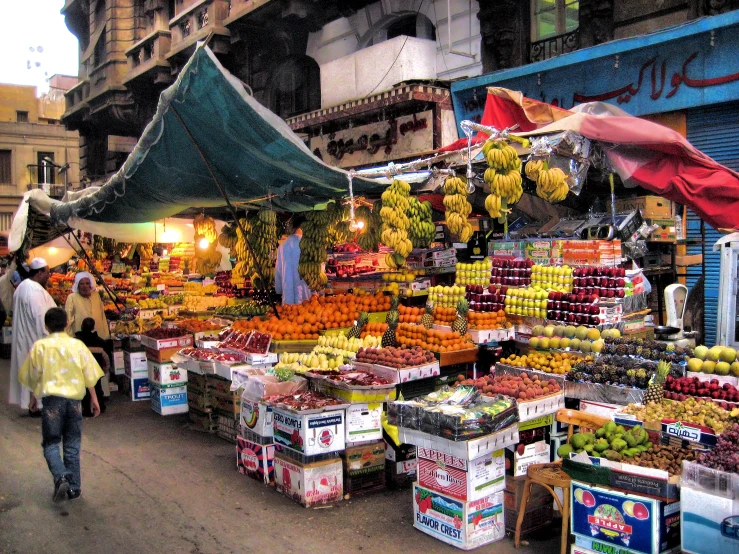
168,0,230,57
124,30,172,84
27,164,58,186
529,29,580,63
64,79,91,114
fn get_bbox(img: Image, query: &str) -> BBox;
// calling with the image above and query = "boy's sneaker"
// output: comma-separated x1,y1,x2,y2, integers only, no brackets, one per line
67,489,81,501
53,476,69,503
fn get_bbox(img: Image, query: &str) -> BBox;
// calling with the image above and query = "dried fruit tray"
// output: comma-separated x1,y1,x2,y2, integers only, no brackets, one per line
517,391,565,422
398,423,519,461
352,361,440,385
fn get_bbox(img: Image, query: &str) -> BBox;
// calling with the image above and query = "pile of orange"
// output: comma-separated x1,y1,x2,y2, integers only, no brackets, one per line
468,310,510,330
396,323,474,353
433,306,456,325
361,322,388,338
399,305,422,323
229,292,392,341
176,318,223,333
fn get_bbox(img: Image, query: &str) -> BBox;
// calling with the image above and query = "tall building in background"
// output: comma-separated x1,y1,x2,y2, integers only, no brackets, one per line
0,75,80,230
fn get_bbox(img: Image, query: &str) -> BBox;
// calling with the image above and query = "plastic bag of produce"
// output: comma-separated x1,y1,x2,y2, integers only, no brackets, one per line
243,374,307,401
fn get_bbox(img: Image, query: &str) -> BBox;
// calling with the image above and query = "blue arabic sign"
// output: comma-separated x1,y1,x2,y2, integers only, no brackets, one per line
451,11,739,129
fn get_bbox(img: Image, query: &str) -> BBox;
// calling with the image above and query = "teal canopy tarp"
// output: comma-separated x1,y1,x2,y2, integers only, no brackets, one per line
52,46,381,224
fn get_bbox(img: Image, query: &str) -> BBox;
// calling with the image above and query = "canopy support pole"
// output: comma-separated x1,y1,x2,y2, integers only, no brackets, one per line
168,104,280,318
57,227,126,312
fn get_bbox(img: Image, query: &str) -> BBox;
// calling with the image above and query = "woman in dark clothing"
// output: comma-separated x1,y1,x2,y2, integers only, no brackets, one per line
75,317,110,416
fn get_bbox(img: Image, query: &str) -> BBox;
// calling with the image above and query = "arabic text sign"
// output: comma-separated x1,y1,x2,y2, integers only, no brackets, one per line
310,111,433,168
452,18,739,121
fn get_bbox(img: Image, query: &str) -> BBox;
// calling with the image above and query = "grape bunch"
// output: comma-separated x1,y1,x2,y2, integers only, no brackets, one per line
699,423,739,473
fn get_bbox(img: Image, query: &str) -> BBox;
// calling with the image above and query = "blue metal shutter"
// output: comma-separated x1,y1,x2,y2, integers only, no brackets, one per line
685,102,739,346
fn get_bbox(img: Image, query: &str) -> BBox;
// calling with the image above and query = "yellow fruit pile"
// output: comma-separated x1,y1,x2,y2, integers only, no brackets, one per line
483,140,522,214
526,159,569,203
380,179,413,265
443,175,473,242
500,352,590,375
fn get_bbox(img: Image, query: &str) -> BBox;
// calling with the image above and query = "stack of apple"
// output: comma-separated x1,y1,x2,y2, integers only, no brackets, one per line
455,259,493,286
531,264,573,291
465,284,507,313
572,266,626,299
686,345,739,376
428,284,466,309
545,290,601,326
503,287,551,318
664,376,739,408
489,258,533,287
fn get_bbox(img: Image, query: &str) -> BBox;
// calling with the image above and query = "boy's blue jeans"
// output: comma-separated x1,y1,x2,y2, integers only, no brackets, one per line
41,396,83,492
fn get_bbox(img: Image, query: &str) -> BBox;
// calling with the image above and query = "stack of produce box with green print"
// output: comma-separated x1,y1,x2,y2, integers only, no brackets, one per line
139,327,192,416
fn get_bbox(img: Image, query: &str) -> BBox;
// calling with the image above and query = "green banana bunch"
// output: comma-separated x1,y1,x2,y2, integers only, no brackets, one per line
407,197,435,248
356,204,381,252
298,210,330,291
380,180,413,264
233,210,278,289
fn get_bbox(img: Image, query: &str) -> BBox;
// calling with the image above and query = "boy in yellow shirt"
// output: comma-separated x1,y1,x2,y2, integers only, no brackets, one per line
18,307,104,502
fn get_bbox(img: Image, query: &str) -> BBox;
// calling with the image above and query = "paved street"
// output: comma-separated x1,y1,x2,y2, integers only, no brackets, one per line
0,360,560,554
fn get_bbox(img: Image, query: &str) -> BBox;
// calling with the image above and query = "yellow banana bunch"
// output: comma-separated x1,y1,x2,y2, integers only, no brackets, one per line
484,193,502,218
536,167,569,203
525,159,545,181
298,210,331,291
442,175,474,243
482,140,523,206
380,180,413,265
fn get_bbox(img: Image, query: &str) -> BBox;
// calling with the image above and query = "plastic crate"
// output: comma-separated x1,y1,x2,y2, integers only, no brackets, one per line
240,427,274,446
394,364,465,399
344,468,386,496
504,503,553,535
217,414,239,444
0,343,10,359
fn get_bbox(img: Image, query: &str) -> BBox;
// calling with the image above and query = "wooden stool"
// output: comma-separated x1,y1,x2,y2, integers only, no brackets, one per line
514,408,609,554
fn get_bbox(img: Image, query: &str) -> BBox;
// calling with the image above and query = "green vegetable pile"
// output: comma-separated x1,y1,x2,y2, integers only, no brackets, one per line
557,421,652,462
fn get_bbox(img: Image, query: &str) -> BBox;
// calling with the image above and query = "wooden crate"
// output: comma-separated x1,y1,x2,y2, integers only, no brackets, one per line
435,347,478,367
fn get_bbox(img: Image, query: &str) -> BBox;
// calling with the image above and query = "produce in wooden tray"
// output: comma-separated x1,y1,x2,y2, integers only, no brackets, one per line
455,372,561,400
566,356,659,389
602,336,693,362
620,397,733,434
468,310,510,330
360,322,388,338
354,345,436,368
700,423,739,472
179,348,241,362
219,330,271,354
176,318,223,333
265,391,345,411
396,324,474,352
500,352,587,375
558,420,696,474
398,304,423,324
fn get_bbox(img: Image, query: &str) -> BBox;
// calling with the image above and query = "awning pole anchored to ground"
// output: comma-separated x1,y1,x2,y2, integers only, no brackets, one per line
168,104,280,318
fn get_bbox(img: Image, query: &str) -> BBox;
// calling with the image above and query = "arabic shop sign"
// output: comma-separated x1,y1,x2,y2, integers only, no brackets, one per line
310,111,433,168
451,15,739,122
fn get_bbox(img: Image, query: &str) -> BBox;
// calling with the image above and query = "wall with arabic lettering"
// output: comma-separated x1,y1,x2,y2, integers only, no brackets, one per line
450,11,739,129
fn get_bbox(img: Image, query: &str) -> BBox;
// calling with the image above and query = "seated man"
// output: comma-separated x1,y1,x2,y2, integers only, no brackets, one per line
75,318,110,416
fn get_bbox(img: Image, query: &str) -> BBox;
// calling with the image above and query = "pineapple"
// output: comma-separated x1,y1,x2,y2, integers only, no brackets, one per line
382,311,399,347
643,360,670,403
421,301,434,329
451,298,469,336
386,295,400,324
348,312,368,339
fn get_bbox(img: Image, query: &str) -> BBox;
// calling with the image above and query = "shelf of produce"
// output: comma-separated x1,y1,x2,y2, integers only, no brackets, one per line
494,363,567,385
433,324,515,345
434,348,478,367
398,424,519,461
269,339,318,354
564,380,645,405
353,361,440,385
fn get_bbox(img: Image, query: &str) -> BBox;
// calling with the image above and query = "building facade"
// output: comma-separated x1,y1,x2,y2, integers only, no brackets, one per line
0,76,80,229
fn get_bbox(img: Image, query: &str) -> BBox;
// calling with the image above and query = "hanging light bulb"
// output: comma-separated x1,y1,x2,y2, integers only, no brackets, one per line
198,237,210,249
356,220,365,230
162,248,168,256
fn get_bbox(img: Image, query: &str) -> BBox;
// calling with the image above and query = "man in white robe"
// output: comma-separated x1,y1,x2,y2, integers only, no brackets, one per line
8,258,56,414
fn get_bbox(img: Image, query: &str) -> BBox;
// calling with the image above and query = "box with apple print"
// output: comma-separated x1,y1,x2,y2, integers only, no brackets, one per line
274,453,343,508
236,436,275,484
413,484,505,550
570,480,681,554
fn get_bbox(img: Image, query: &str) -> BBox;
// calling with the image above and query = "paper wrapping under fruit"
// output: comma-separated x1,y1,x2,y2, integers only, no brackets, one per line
242,374,307,401
564,380,645,405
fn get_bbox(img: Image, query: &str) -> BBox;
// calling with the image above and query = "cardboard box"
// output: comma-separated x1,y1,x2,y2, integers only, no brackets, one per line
570,481,681,554
120,375,150,401
676,254,702,266
150,384,188,415
211,391,241,417
139,333,193,350
205,374,232,395
113,351,125,374
345,403,382,443
505,441,551,477
648,219,679,242
124,351,148,377
272,408,346,456
342,440,385,476
239,397,273,438
418,447,505,502
398,425,519,462
413,485,505,550
147,360,187,386
274,454,343,508
236,436,275,485
611,196,674,219
384,435,416,463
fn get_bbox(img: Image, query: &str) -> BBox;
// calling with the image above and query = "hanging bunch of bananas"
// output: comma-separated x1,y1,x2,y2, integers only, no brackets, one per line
232,210,278,289
483,140,523,205
356,204,381,252
526,159,569,203
326,202,352,245
407,197,435,248
218,222,238,249
192,214,221,275
298,210,330,290
442,175,474,243
193,214,218,243
113,314,163,335
137,243,154,261
92,236,116,260
484,193,502,218
380,179,413,267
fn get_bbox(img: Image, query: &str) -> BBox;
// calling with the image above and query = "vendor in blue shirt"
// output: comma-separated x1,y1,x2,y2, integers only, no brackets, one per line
275,215,311,305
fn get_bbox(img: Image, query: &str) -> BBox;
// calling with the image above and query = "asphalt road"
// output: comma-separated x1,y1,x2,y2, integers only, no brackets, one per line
0,360,561,554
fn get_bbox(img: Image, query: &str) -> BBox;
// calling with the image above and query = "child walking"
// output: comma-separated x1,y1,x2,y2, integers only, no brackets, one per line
18,307,104,502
